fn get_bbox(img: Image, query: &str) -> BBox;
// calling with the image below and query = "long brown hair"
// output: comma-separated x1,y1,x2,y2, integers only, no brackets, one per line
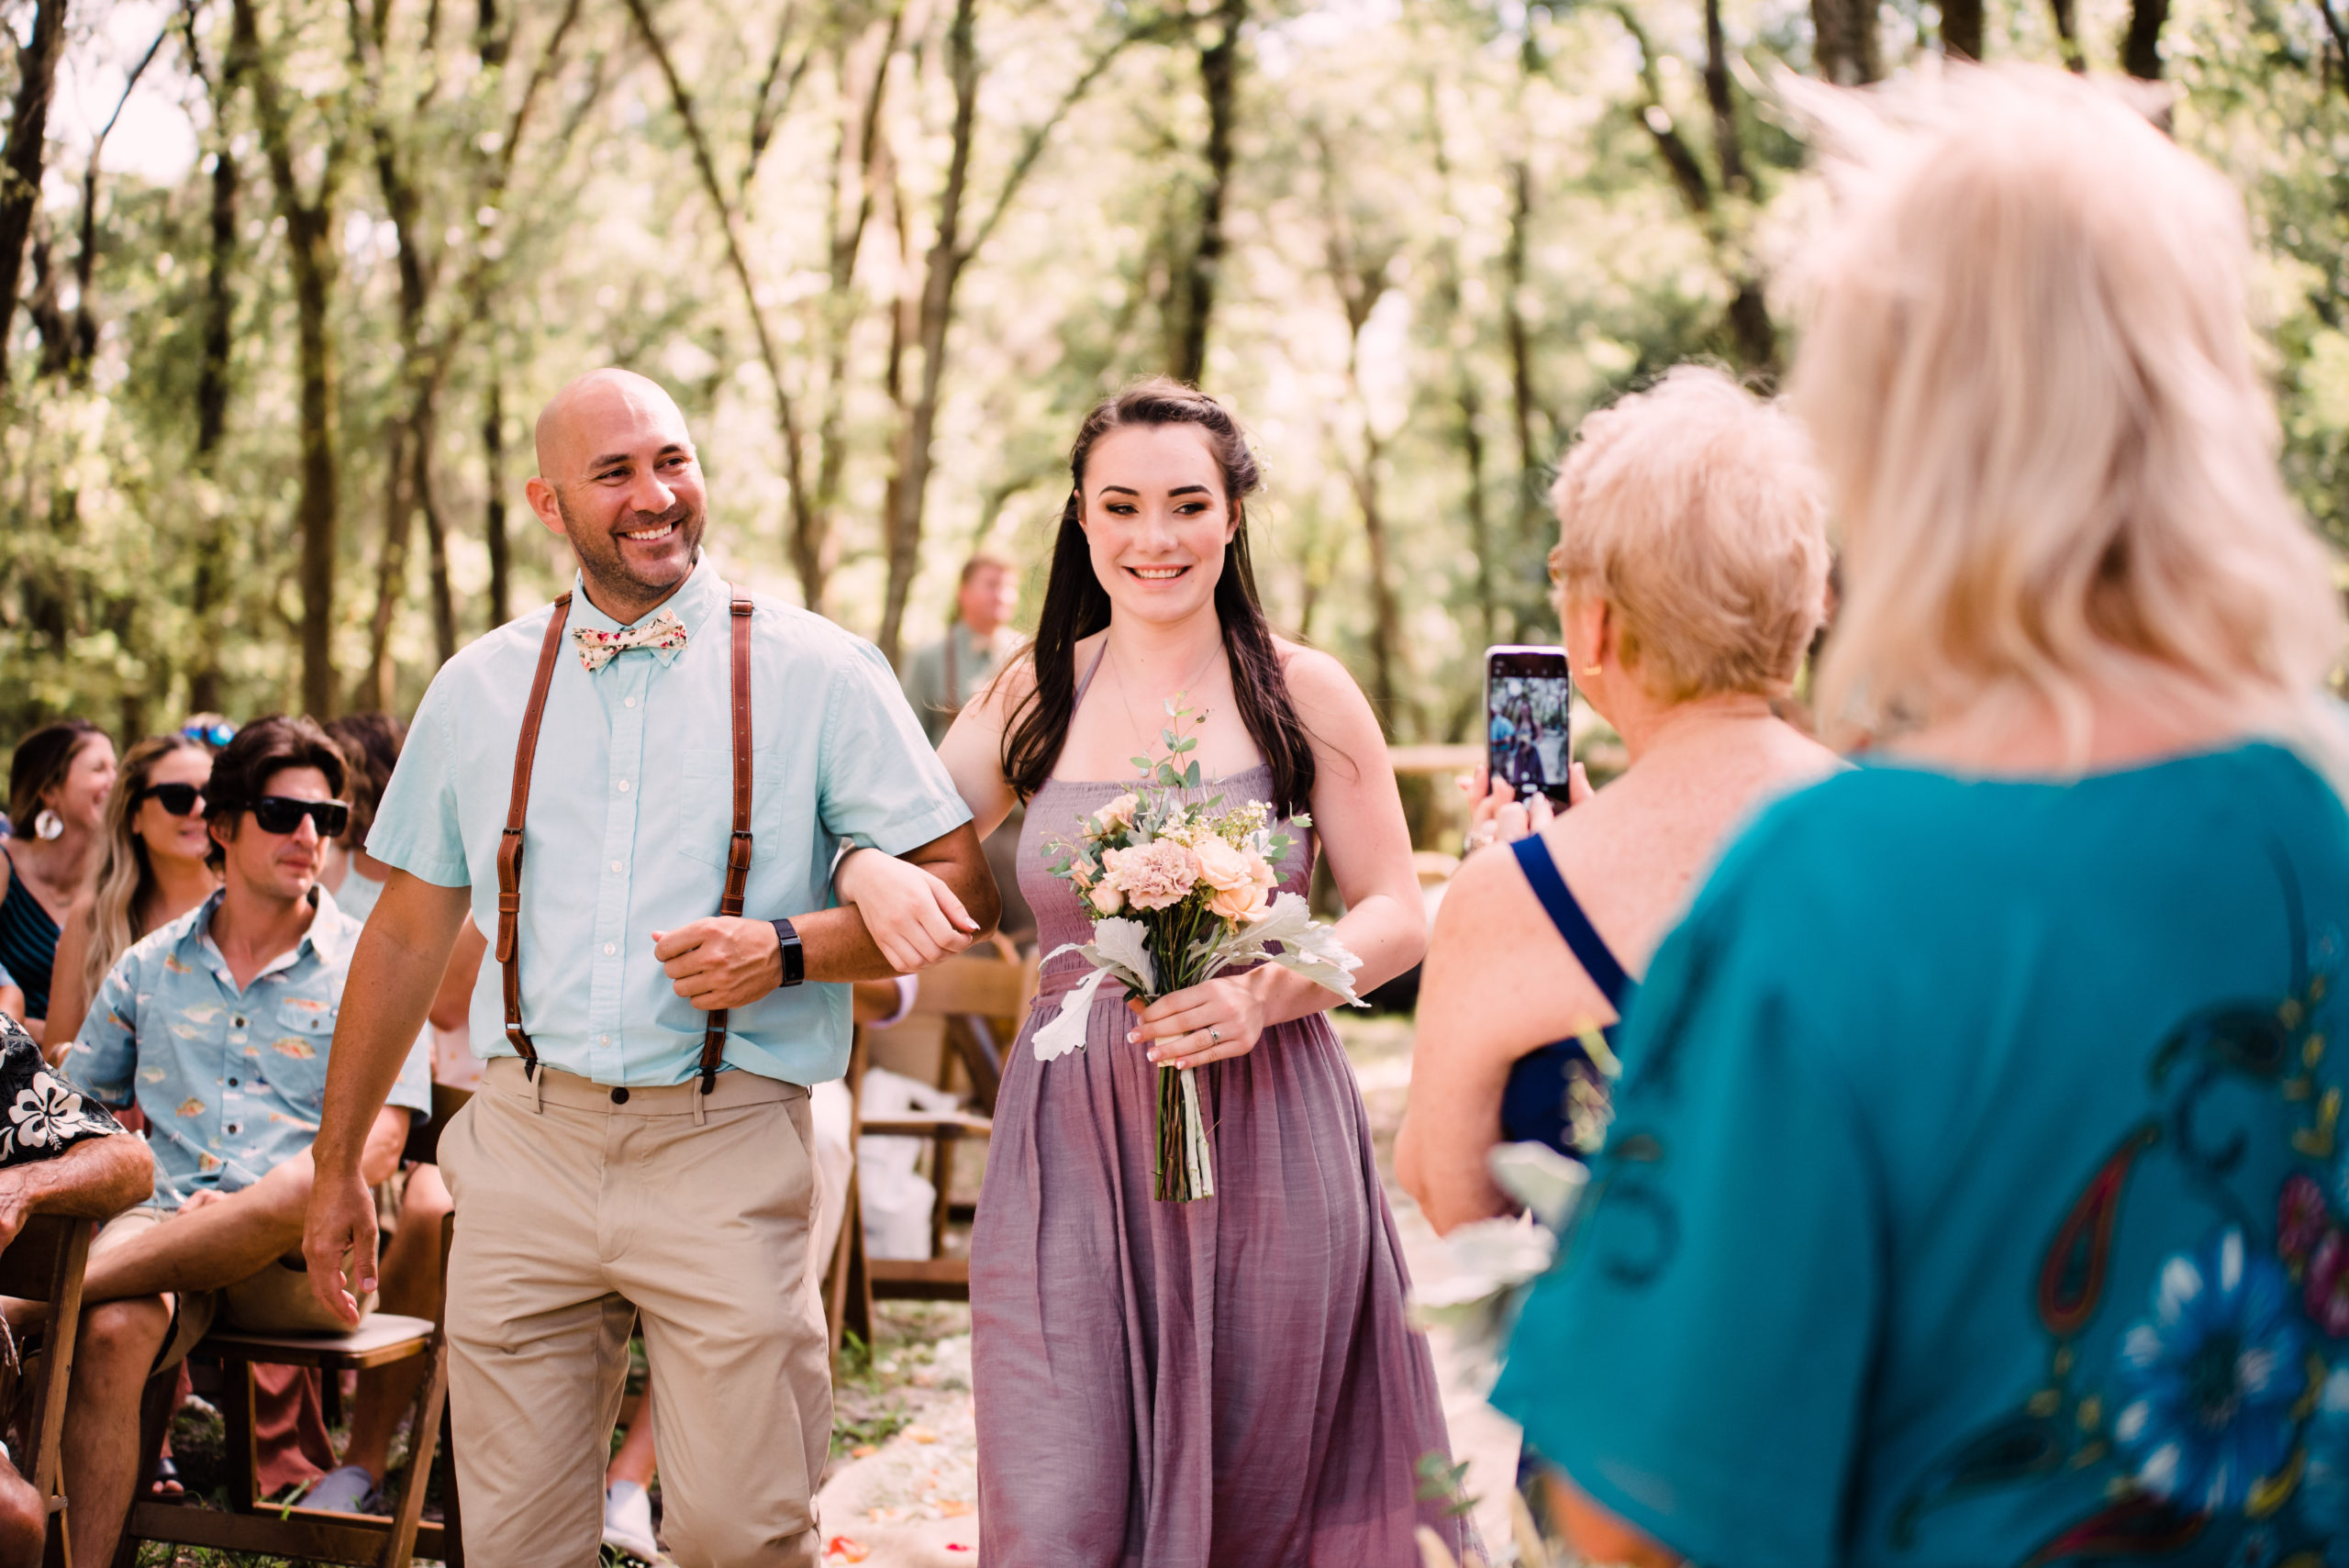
999,379,1317,816
75,736,214,1003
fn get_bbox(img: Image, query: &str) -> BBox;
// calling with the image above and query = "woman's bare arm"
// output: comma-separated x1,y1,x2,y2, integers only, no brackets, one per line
40,898,94,1062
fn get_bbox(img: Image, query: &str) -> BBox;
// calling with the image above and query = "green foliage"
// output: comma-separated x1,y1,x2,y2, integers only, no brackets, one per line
4,0,2346,752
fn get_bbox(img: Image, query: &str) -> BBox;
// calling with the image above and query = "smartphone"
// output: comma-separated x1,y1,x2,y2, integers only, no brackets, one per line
1486,646,1575,808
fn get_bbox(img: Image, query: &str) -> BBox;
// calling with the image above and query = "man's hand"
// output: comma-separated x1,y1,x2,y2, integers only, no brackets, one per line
652,917,785,1010
303,1169,381,1327
0,1172,34,1254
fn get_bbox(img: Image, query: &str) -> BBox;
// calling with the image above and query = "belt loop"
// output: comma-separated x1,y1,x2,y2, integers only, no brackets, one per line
692,1087,707,1128
531,1063,545,1115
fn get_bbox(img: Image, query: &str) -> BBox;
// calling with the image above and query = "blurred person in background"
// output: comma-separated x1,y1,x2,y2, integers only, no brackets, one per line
45,737,220,1062
0,964,22,1029
1397,367,1838,1229
2,721,119,1046
320,715,404,925
903,551,1021,746
1488,67,2349,1568
905,550,1036,940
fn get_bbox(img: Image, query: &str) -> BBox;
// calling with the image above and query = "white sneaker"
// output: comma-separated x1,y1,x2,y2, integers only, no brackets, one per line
603,1480,659,1562
305,1464,381,1515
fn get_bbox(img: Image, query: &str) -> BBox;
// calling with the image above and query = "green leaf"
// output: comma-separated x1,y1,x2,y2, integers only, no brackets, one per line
1130,756,1152,771
1184,759,1201,788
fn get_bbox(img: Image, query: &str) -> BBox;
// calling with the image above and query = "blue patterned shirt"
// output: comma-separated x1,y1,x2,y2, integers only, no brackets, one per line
365,556,971,1088
67,886,433,1206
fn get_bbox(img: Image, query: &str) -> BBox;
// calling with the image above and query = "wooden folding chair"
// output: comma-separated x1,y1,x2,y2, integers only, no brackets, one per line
0,1213,95,1568
118,1082,471,1568
825,941,1030,1353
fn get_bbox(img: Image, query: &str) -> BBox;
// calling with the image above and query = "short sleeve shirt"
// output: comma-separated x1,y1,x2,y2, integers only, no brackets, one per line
0,1011,123,1164
366,556,972,1088
1491,742,2349,1567
66,886,433,1207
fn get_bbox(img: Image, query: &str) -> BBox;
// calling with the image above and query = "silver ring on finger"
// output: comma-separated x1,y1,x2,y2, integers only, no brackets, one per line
1209,1027,1222,1043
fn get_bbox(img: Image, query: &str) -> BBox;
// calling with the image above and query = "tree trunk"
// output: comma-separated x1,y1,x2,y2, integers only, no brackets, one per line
2122,0,2169,77
879,0,979,664
417,418,456,665
359,420,416,714
2047,0,2086,71
235,0,345,717
0,0,69,385
1503,158,1542,559
1943,0,1984,59
1810,0,1879,83
484,368,510,627
1172,0,1242,385
185,31,242,718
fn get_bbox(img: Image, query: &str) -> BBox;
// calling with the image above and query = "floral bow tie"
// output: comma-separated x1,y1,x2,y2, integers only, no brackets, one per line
573,608,689,673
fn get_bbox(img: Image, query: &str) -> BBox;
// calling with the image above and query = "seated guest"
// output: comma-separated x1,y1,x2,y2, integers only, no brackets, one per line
319,715,403,925
0,1011,151,1566
2,722,118,1047
55,717,431,1568
1398,366,1838,1231
1490,68,2349,1567
44,736,220,1059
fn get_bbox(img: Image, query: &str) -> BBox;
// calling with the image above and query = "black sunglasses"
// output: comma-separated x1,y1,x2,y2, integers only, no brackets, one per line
243,797,351,838
133,783,205,817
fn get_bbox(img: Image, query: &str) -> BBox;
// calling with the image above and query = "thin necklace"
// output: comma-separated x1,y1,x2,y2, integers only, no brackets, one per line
1108,634,1225,753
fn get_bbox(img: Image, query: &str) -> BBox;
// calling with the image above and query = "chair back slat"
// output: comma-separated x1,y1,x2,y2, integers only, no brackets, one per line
0,1214,83,1302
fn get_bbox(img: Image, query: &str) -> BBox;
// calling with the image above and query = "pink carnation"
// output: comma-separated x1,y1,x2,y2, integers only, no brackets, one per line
1102,840,1199,911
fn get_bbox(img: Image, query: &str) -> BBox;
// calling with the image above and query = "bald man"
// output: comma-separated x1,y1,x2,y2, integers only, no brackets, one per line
303,369,998,1566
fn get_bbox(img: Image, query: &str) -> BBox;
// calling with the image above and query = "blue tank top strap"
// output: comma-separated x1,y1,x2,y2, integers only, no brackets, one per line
1509,834,1631,1010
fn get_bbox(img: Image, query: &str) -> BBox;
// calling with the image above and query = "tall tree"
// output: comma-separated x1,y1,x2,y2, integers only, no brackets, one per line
1943,0,1984,60
233,0,353,718
184,2,246,717
0,0,71,384
2122,0,2170,78
1170,0,1243,384
1810,0,1879,83
875,0,1158,659
63,25,172,384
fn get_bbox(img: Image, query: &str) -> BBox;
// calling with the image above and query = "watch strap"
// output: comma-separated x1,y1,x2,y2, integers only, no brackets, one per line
772,917,804,987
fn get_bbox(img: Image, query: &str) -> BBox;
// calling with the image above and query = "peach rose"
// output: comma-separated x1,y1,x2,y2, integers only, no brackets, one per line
1205,878,1271,923
1094,794,1139,834
1088,879,1124,916
1192,838,1255,893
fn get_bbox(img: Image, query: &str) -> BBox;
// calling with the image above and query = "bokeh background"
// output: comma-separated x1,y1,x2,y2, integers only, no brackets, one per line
6,0,2346,745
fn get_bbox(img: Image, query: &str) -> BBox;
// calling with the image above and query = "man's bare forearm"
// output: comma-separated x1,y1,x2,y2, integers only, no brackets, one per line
0,1135,152,1220
315,873,469,1181
796,823,1000,983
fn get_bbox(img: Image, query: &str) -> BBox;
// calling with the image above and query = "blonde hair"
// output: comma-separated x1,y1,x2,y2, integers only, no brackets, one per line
1548,364,1830,704
75,736,212,1005
1788,65,2345,760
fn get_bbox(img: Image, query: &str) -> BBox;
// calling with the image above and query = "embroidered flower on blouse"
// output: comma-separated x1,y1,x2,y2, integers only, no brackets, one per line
2112,1228,2307,1513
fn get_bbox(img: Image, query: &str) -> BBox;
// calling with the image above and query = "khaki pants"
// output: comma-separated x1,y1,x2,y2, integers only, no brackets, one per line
438,1059,829,1568
92,1206,377,1371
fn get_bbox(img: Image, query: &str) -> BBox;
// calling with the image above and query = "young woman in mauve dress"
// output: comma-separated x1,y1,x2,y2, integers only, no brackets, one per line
840,378,1475,1567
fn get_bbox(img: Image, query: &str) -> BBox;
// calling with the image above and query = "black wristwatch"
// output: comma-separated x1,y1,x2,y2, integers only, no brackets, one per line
771,918,805,988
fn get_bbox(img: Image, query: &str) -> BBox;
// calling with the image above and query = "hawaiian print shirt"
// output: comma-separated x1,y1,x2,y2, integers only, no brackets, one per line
0,1011,122,1167
65,886,431,1207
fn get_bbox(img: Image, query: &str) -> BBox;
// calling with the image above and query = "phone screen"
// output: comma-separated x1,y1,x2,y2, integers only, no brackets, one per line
1486,646,1575,807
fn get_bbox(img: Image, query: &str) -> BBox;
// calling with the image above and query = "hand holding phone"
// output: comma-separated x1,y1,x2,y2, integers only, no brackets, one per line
1485,646,1576,809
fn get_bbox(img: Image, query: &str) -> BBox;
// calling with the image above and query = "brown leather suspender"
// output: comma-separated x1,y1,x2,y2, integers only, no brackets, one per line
498,589,755,1096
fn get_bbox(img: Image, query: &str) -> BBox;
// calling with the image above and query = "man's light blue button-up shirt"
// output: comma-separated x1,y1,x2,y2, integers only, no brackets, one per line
69,885,435,1206
367,556,972,1088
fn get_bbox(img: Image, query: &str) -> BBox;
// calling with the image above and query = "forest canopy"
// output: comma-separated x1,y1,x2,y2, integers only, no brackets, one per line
4,0,2346,746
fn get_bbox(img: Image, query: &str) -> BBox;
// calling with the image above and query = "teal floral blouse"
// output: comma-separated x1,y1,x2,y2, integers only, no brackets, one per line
1492,741,2349,1567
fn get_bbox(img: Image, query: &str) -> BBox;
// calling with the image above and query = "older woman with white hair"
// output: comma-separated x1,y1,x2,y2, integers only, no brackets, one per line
1488,67,2349,1568
1397,366,1840,1232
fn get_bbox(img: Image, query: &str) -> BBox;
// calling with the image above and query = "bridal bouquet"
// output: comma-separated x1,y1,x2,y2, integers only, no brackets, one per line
1031,699,1364,1200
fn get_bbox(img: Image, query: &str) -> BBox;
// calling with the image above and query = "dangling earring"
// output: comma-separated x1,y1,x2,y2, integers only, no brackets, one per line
33,809,62,841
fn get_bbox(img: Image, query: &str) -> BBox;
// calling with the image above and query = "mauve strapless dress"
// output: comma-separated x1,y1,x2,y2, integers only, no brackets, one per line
970,765,1475,1567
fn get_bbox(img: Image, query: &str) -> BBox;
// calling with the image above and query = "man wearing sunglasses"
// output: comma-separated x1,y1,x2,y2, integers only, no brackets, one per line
56,717,435,1568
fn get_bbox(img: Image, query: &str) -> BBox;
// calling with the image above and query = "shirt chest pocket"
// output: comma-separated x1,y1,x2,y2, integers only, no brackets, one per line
677,747,784,871
258,1000,334,1103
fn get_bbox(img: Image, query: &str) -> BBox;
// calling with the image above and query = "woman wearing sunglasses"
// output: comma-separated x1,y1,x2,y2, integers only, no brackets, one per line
44,738,220,1062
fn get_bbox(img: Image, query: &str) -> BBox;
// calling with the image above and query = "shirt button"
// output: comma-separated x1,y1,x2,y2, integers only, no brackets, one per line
225,1123,240,1135
603,942,616,955
599,1035,611,1046
611,861,624,873
232,1017,246,1029
624,696,638,709
618,779,630,793
227,1077,239,1087
610,1087,630,1105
